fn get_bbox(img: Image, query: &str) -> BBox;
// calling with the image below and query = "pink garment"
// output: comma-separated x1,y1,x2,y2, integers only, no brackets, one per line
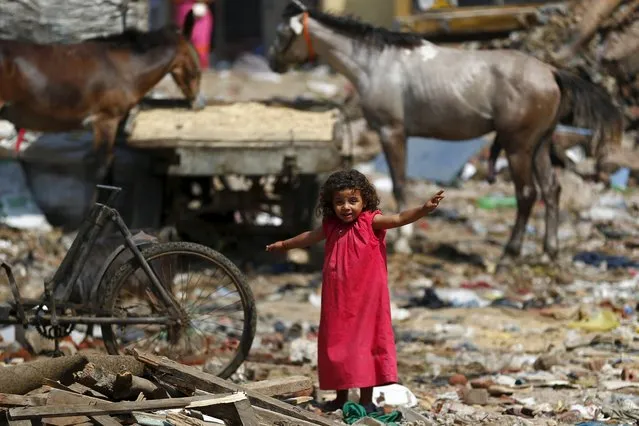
174,1,213,68
318,210,398,390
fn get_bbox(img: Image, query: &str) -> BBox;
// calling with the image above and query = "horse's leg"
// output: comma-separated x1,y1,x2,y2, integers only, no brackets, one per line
123,106,140,136
533,130,561,260
378,123,412,254
487,139,502,184
500,133,538,262
92,118,120,183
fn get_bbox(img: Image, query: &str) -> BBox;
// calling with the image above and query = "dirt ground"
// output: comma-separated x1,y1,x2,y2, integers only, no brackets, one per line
1,65,638,425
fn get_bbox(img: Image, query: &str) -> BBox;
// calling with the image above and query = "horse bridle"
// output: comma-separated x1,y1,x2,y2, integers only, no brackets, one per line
274,12,316,61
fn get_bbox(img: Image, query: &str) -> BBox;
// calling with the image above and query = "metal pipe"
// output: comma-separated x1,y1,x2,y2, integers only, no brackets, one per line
113,212,184,320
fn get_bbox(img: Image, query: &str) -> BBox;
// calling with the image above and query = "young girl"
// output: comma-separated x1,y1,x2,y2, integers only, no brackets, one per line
266,169,444,412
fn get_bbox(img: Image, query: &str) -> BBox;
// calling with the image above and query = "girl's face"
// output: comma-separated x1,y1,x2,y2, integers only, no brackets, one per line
332,188,364,223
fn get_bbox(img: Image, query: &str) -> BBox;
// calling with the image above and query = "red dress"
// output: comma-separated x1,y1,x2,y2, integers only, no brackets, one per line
318,210,398,390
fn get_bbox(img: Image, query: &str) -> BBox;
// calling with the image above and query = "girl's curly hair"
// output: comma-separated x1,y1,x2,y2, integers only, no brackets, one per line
317,169,380,218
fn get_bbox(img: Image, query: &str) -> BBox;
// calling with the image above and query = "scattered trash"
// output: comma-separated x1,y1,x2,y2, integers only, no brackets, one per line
476,194,518,210
568,310,620,332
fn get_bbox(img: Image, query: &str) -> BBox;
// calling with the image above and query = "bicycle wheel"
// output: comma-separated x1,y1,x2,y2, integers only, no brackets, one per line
100,242,256,379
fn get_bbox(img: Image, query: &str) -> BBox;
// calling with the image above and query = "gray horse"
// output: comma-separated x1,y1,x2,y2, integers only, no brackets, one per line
268,1,623,263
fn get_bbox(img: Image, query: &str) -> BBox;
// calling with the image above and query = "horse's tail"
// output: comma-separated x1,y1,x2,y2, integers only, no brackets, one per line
553,69,624,176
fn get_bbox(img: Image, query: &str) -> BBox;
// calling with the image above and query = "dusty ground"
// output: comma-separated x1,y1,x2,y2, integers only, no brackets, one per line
0,63,638,425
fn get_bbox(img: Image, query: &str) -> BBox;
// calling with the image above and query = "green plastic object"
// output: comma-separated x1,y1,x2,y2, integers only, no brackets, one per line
342,402,403,425
476,195,517,209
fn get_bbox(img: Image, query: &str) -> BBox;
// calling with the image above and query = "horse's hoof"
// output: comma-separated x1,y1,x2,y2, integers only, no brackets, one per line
543,245,559,262
536,253,552,265
504,243,522,259
496,252,519,272
393,237,413,255
495,260,512,274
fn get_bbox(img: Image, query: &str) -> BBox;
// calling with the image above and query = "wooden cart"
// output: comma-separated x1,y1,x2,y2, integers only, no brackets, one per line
124,101,352,247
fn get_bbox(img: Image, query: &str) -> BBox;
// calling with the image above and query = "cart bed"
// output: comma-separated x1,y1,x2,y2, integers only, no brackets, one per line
126,102,345,175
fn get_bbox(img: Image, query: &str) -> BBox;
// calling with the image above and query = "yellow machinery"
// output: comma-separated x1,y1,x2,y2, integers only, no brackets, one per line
393,0,566,39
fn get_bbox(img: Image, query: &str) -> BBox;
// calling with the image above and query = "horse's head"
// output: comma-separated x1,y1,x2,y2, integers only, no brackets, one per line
267,1,315,74
170,13,206,110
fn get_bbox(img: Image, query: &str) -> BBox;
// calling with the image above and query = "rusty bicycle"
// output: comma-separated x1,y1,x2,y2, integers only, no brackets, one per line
0,185,256,379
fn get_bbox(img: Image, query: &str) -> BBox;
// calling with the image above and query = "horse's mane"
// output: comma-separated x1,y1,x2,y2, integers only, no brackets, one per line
282,1,425,49
84,26,181,53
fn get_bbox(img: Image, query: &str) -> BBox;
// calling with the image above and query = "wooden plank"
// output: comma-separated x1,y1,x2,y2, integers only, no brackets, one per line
42,380,109,400
47,389,112,405
231,399,259,426
9,393,246,420
195,397,259,426
0,393,48,407
45,388,120,425
283,396,314,406
244,376,313,398
44,389,101,426
131,350,337,426
253,406,320,426
91,415,122,426
166,412,210,426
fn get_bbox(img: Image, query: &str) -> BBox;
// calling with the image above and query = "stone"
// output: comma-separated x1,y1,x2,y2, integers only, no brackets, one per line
448,373,468,386
460,388,489,406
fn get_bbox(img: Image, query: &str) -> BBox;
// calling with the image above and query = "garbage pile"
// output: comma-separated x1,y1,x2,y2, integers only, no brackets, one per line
464,0,639,133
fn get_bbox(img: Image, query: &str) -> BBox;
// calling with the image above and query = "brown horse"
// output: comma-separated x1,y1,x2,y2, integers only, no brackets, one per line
0,18,205,178
267,1,624,265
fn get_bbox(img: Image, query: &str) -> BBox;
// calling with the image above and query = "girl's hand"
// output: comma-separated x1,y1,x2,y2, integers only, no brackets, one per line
266,241,286,252
423,190,445,213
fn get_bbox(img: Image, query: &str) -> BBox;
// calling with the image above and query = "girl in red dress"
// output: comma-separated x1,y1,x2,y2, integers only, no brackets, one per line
266,169,444,412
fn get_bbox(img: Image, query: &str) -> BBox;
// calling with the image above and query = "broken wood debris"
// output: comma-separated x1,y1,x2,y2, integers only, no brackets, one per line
0,350,331,426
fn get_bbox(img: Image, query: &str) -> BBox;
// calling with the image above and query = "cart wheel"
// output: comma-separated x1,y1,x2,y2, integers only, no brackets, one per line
100,242,256,379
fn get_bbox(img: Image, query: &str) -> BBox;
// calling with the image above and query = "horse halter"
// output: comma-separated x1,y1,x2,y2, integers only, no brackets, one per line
276,12,316,62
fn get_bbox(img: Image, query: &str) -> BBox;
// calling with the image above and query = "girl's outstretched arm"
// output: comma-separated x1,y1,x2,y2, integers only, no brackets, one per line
266,226,325,251
373,190,445,230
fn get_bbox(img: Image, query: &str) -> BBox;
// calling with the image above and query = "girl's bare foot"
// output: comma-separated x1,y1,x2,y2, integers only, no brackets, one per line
359,387,376,413
359,387,374,406
319,389,348,412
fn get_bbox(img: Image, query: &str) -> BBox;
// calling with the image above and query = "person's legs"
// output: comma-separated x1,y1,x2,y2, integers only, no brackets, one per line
320,389,348,412
359,387,373,405
191,10,213,68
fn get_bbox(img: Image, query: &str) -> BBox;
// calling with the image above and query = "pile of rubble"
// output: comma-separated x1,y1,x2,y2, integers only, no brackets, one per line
465,0,639,133
0,349,328,426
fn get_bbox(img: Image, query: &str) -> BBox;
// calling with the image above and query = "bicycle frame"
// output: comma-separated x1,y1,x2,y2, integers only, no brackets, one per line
3,185,185,328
